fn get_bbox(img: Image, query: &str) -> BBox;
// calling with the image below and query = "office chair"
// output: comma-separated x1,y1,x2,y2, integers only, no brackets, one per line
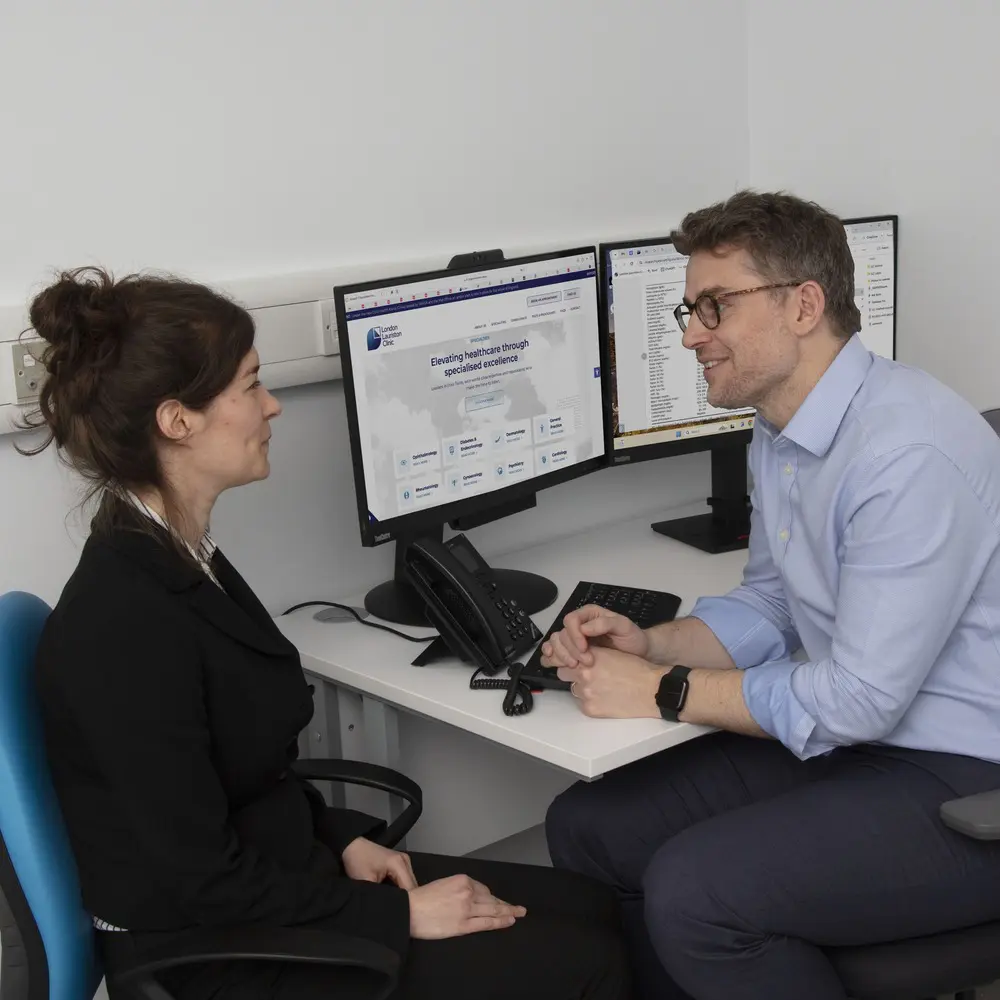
982,407,1000,437
0,590,421,1000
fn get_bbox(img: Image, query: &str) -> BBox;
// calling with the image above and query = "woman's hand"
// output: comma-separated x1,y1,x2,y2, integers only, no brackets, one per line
342,837,417,890
407,874,527,939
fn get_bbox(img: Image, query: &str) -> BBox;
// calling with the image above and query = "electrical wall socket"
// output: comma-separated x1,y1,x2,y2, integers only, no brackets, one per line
11,341,46,403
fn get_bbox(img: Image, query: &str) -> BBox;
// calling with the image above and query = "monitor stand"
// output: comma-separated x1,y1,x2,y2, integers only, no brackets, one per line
364,525,558,627
651,442,751,554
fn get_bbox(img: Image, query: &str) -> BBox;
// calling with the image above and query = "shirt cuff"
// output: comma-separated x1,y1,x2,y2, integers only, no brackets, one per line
689,594,795,669
741,658,820,759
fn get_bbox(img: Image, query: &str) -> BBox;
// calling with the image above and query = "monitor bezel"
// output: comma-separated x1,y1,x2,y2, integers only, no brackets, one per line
334,245,609,547
843,213,898,363
597,234,752,467
598,213,898,467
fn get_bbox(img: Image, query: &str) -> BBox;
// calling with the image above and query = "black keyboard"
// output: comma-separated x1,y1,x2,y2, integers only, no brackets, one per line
516,581,682,691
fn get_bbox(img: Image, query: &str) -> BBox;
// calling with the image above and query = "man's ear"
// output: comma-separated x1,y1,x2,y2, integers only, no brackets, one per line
791,280,826,336
155,399,194,442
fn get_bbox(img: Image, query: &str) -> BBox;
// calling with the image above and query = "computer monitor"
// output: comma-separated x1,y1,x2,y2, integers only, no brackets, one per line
335,246,607,625
601,214,897,553
845,215,897,360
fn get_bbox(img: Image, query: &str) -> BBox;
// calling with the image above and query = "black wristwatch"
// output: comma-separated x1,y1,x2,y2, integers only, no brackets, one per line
655,665,691,723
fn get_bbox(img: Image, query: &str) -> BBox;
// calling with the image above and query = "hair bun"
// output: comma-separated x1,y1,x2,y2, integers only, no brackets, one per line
29,267,129,408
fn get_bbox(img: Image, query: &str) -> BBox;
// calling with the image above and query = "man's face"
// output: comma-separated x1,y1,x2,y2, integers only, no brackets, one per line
681,247,798,411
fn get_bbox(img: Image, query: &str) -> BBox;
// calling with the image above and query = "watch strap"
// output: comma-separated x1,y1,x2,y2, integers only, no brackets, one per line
656,665,691,723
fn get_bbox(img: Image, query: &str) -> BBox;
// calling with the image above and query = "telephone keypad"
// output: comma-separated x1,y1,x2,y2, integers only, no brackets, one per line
493,589,542,654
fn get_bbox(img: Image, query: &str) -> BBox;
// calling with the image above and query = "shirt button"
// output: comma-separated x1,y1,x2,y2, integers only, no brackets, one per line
778,529,789,541
783,463,793,475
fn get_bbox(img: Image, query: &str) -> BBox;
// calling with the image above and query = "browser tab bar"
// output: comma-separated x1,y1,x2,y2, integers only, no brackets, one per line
342,250,596,313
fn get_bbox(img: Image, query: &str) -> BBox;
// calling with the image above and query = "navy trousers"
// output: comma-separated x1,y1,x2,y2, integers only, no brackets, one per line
546,732,1000,1000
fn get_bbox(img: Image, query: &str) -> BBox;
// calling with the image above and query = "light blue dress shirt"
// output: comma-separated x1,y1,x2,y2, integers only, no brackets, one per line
690,334,1000,761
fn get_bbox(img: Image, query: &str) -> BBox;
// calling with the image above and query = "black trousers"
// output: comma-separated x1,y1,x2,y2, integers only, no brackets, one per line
545,731,1000,1000
102,853,631,1000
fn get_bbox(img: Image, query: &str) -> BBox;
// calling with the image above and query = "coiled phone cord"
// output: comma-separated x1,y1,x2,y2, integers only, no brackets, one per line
469,662,534,716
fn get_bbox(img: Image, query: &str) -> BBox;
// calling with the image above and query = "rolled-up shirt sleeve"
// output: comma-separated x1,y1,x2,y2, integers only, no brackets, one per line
742,446,999,758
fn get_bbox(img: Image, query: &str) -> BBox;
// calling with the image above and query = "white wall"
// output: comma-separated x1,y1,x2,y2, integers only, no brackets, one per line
0,0,748,302
746,0,1000,410
0,0,748,608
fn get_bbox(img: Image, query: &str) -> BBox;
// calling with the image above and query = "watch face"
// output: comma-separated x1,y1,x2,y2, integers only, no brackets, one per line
657,674,686,710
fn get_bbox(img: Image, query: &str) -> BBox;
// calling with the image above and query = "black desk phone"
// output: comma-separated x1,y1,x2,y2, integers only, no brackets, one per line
403,533,542,715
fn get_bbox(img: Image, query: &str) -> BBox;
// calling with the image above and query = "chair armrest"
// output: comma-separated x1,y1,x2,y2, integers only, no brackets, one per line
292,758,423,847
110,925,400,1000
940,788,1000,840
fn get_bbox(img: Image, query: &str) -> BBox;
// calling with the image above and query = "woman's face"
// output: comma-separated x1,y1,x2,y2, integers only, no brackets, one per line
184,348,282,493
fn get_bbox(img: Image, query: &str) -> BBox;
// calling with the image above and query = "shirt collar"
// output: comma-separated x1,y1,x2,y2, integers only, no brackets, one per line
766,334,873,458
124,491,217,563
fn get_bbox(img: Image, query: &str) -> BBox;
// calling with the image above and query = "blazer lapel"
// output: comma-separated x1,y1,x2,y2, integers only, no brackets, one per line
185,577,295,658
196,549,297,658
104,523,295,659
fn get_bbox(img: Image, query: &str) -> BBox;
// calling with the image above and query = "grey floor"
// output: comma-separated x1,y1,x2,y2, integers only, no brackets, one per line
464,820,552,866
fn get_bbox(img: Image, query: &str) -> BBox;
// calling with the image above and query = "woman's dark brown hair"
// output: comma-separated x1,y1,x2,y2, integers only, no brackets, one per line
19,266,255,540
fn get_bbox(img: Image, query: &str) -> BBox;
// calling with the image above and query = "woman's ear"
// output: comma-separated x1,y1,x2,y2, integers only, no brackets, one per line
154,399,194,443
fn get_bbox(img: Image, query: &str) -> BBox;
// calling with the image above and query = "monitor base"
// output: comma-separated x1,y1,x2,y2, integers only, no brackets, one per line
651,441,751,554
651,511,750,554
364,569,559,627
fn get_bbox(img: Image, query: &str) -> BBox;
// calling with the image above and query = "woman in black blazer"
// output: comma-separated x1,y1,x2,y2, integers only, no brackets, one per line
28,267,630,1000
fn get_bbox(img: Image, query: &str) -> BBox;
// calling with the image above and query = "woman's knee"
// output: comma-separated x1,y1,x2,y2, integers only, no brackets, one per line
582,922,631,1000
549,917,631,1000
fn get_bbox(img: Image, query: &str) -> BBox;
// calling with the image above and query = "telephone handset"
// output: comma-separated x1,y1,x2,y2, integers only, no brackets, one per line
403,534,542,715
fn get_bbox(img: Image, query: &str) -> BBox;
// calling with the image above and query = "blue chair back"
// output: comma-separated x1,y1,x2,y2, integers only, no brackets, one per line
0,592,102,1000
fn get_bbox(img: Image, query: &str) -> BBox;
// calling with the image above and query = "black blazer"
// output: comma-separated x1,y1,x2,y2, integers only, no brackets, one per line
35,514,410,958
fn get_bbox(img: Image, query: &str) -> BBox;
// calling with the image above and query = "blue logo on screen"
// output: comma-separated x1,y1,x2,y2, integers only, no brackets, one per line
366,323,400,350
593,366,601,378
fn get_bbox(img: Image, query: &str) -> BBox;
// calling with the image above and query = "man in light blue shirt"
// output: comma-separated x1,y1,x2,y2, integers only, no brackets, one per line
700,330,1000,762
542,191,1000,1000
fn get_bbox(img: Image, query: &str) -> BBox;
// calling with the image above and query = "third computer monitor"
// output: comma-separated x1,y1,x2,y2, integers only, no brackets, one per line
601,214,897,551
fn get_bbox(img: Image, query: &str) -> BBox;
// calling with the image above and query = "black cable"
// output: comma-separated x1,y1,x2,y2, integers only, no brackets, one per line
279,601,435,643
283,602,530,714
469,662,533,716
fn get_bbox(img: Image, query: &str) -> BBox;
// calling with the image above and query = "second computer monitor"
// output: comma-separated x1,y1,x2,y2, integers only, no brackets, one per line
601,214,897,552
602,215,897,461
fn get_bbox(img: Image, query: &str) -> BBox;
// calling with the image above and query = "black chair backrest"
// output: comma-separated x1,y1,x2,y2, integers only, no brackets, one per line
982,408,1000,437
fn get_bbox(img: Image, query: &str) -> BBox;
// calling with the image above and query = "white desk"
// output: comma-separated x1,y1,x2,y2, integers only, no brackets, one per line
276,508,747,854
